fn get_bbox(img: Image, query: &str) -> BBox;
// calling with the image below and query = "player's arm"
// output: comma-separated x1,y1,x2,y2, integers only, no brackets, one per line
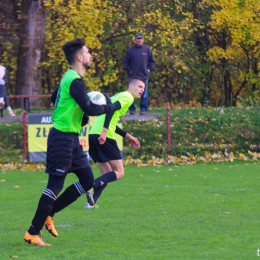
116,125,140,148
51,86,89,126
98,101,121,144
81,114,89,126
70,79,116,116
115,125,127,137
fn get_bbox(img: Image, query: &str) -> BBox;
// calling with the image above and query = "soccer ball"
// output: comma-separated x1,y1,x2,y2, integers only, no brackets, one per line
87,91,107,105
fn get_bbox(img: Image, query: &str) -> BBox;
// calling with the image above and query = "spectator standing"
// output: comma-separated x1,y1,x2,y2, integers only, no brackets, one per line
0,65,15,116
123,33,156,115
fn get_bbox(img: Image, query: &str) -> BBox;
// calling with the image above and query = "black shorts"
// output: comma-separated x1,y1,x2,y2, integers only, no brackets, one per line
45,128,90,176
89,134,122,163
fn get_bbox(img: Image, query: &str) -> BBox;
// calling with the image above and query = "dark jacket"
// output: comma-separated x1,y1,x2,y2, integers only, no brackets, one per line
123,44,156,80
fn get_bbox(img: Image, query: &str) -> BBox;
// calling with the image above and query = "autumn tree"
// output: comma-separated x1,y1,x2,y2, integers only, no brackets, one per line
0,0,21,95
16,0,46,107
1,0,259,108
204,0,260,105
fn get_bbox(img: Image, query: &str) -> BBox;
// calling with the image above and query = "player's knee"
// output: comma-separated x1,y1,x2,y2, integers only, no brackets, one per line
115,170,124,180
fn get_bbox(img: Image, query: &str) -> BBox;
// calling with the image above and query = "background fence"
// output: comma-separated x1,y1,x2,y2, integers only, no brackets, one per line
1,107,260,164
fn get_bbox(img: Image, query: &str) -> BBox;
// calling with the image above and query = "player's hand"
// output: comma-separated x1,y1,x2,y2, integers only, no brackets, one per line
126,134,140,148
98,128,108,145
104,94,112,104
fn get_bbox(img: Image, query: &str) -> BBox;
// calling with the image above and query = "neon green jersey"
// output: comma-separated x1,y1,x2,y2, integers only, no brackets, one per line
52,69,83,133
89,91,134,139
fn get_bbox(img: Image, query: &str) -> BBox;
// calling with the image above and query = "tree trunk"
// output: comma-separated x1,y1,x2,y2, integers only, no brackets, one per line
16,0,46,108
227,70,233,105
252,58,258,91
222,32,231,106
224,73,229,105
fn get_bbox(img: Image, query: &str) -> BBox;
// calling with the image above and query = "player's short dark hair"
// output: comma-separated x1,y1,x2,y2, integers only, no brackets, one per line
62,38,85,65
128,77,145,87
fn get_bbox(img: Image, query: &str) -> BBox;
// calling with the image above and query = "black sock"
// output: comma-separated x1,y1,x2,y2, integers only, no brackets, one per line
94,171,117,189
28,188,57,235
93,183,107,203
50,181,85,216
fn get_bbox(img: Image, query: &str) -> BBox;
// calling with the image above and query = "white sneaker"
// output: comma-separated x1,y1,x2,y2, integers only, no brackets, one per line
7,106,15,117
85,203,98,209
8,111,15,117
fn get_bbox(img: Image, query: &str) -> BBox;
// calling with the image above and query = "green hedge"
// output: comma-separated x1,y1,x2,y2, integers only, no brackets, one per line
123,107,260,159
1,107,260,163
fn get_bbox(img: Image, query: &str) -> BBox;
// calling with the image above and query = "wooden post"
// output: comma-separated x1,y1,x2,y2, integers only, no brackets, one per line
167,106,171,155
23,110,27,157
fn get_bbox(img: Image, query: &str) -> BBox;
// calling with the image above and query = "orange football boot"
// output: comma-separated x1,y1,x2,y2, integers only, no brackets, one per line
24,231,51,246
45,216,58,237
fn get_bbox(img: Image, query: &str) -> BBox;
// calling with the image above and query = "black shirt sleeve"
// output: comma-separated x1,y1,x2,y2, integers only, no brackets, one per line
81,114,89,126
69,78,113,116
103,101,121,129
115,125,127,138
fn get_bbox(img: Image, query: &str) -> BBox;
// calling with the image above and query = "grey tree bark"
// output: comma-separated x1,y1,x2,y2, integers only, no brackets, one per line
16,0,46,108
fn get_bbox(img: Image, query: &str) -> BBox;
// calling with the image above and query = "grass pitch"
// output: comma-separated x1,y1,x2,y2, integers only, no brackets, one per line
0,163,260,259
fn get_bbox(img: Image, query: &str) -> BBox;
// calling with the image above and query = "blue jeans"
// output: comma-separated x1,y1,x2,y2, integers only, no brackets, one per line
129,79,149,112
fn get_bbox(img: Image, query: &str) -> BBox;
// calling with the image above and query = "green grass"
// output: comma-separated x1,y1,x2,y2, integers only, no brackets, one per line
1,163,260,259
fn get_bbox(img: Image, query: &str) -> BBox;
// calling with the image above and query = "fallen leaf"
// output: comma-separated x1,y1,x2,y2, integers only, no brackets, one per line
15,186,20,188
215,168,218,169
139,175,143,177
1,180,6,182
214,194,221,196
